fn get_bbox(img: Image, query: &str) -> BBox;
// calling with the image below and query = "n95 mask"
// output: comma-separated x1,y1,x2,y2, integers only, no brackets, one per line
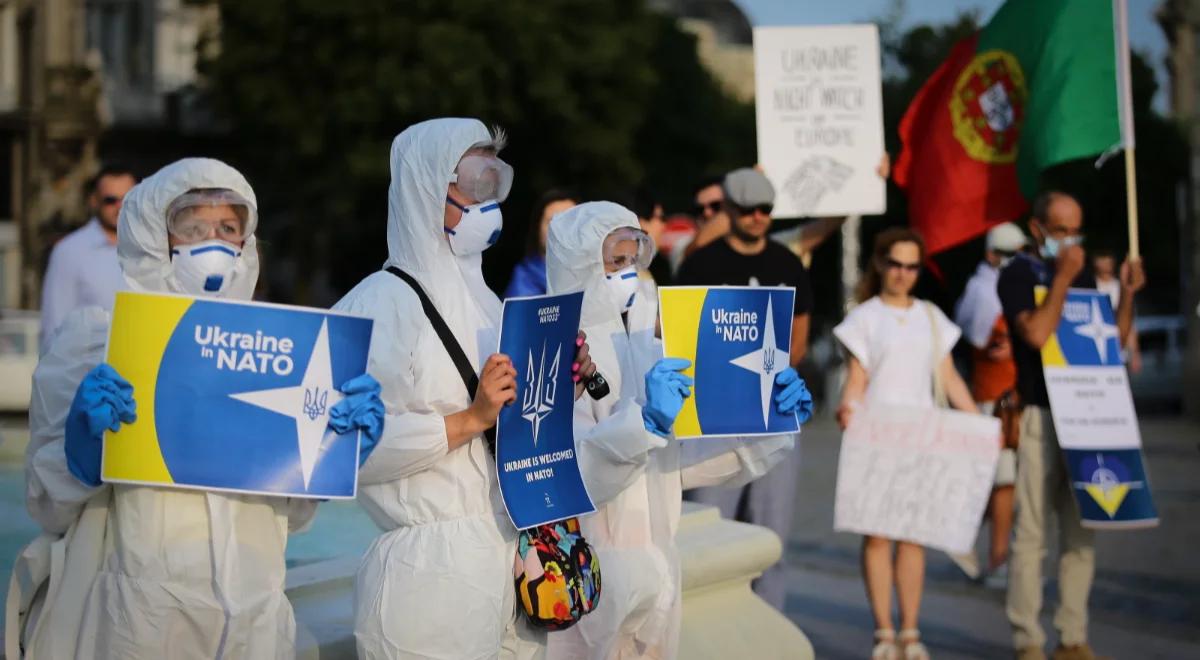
445,199,503,256
605,265,640,313
170,239,240,296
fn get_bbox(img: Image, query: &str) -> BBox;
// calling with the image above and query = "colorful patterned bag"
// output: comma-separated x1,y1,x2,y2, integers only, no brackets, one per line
514,517,602,630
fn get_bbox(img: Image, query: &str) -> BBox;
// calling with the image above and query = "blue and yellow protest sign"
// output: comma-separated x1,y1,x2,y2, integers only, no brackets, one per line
496,291,595,529
1040,288,1158,529
101,291,373,499
659,286,799,438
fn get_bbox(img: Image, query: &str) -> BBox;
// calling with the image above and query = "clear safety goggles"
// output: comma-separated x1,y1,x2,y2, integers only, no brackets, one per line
166,189,257,245
602,226,654,271
450,154,513,203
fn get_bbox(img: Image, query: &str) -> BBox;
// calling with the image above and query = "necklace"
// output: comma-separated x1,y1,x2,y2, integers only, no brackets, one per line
880,297,914,324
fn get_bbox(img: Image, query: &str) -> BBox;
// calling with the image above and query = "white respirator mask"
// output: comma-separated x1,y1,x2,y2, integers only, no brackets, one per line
170,239,241,297
445,198,503,256
605,265,640,313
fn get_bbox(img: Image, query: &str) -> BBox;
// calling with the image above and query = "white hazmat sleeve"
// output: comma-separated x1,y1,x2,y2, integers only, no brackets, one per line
25,307,110,535
678,433,796,491
574,396,666,506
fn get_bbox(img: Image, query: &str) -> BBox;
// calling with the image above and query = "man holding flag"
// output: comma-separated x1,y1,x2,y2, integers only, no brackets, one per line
998,191,1144,660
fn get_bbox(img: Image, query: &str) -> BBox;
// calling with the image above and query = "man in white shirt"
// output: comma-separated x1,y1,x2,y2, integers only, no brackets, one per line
39,165,137,347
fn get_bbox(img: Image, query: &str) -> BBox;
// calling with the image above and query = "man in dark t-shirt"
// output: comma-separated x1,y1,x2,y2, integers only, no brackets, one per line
676,170,814,365
677,166,811,612
997,190,1145,660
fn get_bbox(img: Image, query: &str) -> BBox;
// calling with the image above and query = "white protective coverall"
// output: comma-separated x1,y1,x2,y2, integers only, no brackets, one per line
13,158,317,660
332,119,659,660
543,202,796,660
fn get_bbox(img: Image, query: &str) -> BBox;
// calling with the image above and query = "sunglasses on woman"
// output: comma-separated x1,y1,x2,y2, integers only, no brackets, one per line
693,200,722,216
885,258,921,273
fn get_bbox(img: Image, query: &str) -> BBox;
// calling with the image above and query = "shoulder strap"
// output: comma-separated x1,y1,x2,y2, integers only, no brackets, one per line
923,301,949,408
385,266,495,453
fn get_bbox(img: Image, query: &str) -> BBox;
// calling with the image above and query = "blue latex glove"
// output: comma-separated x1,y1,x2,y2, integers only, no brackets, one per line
329,373,384,466
774,367,814,424
65,364,137,487
642,358,693,438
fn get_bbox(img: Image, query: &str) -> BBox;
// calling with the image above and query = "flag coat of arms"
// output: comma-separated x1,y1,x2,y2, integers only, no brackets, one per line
1040,288,1158,529
659,286,799,438
102,291,372,499
894,0,1127,256
495,291,595,530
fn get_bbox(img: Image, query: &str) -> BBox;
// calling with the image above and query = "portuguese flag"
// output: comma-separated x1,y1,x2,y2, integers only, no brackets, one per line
894,0,1126,256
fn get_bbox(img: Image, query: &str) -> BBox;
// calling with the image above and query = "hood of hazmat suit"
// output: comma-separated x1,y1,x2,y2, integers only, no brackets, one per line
22,158,315,660
332,119,539,660
543,202,795,660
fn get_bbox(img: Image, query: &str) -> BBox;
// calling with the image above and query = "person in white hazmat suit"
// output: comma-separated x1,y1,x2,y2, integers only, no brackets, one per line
12,158,384,659
543,201,813,660
333,119,665,660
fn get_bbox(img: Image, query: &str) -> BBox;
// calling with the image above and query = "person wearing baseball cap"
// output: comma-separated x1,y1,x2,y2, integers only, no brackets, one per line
950,221,1029,583
676,166,812,611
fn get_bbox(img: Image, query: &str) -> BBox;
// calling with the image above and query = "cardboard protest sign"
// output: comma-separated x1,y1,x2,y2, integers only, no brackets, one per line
660,286,799,438
103,291,372,499
834,404,1000,554
754,24,886,217
495,291,595,529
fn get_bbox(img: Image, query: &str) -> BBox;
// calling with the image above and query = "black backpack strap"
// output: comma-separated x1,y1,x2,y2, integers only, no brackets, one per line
384,266,496,453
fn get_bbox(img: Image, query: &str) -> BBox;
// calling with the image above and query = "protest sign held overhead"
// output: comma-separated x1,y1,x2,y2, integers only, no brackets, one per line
495,291,596,530
660,286,799,438
1040,288,1158,529
754,24,886,218
102,291,373,499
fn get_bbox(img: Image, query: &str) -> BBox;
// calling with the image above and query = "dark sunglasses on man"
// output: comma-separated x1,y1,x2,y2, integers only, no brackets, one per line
734,203,773,217
99,195,123,206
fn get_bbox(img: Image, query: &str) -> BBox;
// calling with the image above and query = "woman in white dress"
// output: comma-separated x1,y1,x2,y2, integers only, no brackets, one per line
834,228,977,660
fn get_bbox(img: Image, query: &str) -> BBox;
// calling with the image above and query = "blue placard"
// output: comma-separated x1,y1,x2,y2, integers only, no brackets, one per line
495,291,595,529
1041,289,1158,529
1064,449,1158,528
102,292,372,499
660,286,800,438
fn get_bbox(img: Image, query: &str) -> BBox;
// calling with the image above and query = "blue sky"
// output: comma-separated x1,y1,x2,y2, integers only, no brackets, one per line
734,0,1171,111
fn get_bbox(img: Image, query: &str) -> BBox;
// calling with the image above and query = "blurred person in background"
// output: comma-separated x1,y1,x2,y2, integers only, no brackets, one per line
503,188,577,298
1000,190,1144,660
39,164,138,347
952,221,1028,583
677,167,813,611
668,175,727,274
1092,249,1141,374
835,228,977,660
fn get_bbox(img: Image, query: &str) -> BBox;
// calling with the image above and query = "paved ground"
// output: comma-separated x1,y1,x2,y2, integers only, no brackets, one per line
779,415,1200,660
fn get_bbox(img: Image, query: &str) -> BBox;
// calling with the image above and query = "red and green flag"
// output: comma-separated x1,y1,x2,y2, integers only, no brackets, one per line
893,0,1129,256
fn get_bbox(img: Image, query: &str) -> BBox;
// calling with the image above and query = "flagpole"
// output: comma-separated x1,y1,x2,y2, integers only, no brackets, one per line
1115,0,1139,260
1124,144,1140,260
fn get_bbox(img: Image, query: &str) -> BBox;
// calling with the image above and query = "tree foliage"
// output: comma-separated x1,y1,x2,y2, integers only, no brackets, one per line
200,0,753,301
